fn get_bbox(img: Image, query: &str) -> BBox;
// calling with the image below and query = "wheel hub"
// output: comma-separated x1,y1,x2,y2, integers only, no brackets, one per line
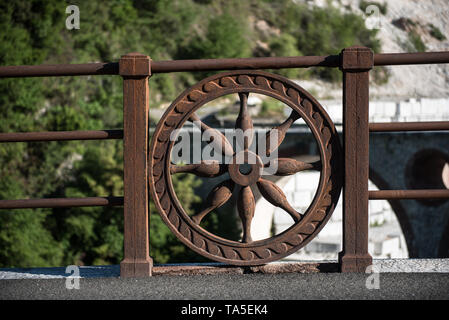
228,151,263,186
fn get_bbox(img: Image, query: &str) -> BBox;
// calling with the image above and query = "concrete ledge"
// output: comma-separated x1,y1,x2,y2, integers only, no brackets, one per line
0,261,328,279
1,259,449,280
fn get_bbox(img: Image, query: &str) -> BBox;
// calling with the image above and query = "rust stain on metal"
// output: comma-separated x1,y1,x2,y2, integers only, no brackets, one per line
369,189,449,199
369,121,449,132
170,161,227,178
0,197,123,209
257,178,302,223
0,130,123,142
338,46,373,273
265,110,301,156
270,158,321,176
191,179,235,224
237,186,256,243
119,52,153,277
189,112,234,157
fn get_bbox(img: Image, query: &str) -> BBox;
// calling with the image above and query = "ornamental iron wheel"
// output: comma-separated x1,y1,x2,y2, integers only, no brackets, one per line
149,70,342,265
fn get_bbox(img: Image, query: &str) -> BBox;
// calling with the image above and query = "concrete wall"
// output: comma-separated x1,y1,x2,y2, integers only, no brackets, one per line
320,97,449,125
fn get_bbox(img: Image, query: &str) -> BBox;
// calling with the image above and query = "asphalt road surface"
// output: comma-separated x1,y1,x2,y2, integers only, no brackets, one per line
1,272,448,300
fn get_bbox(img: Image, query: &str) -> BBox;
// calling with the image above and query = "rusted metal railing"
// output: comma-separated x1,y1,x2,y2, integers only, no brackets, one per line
0,48,448,276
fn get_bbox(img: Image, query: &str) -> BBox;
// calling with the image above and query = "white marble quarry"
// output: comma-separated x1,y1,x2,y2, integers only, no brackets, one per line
315,97,449,125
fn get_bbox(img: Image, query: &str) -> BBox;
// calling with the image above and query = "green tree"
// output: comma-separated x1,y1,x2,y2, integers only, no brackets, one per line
267,33,307,79
0,0,67,268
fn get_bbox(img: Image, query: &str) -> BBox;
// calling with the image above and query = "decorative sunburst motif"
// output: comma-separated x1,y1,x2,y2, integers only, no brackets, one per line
149,70,342,265
171,91,322,243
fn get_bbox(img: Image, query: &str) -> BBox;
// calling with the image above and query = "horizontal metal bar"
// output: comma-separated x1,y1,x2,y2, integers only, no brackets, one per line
1,51,448,78
0,130,123,143
0,55,340,78
369,190,449,200
0,62,119,78
374,52,449,66
369,121,449,132
0,197,124,209
150,55,341,73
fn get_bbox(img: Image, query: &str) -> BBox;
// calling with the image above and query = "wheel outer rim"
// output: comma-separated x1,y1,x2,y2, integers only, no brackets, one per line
149,70,342,265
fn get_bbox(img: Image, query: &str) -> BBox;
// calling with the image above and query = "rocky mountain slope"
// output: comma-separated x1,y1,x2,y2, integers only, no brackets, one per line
301,0,449,99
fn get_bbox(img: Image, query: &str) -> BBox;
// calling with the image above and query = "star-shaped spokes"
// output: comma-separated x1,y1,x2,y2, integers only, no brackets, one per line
170,92,321,243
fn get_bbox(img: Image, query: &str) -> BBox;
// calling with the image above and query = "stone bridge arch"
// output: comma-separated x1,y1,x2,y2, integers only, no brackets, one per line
368,167,415,256
369,131,449,258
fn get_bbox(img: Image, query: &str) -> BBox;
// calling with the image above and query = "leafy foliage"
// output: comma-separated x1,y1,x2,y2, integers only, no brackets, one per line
408,31,427,52
178,12,252,80
428,23,446,41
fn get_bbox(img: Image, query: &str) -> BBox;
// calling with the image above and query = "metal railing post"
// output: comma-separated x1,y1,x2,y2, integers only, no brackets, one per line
338,46,374,272
119,53,153,277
